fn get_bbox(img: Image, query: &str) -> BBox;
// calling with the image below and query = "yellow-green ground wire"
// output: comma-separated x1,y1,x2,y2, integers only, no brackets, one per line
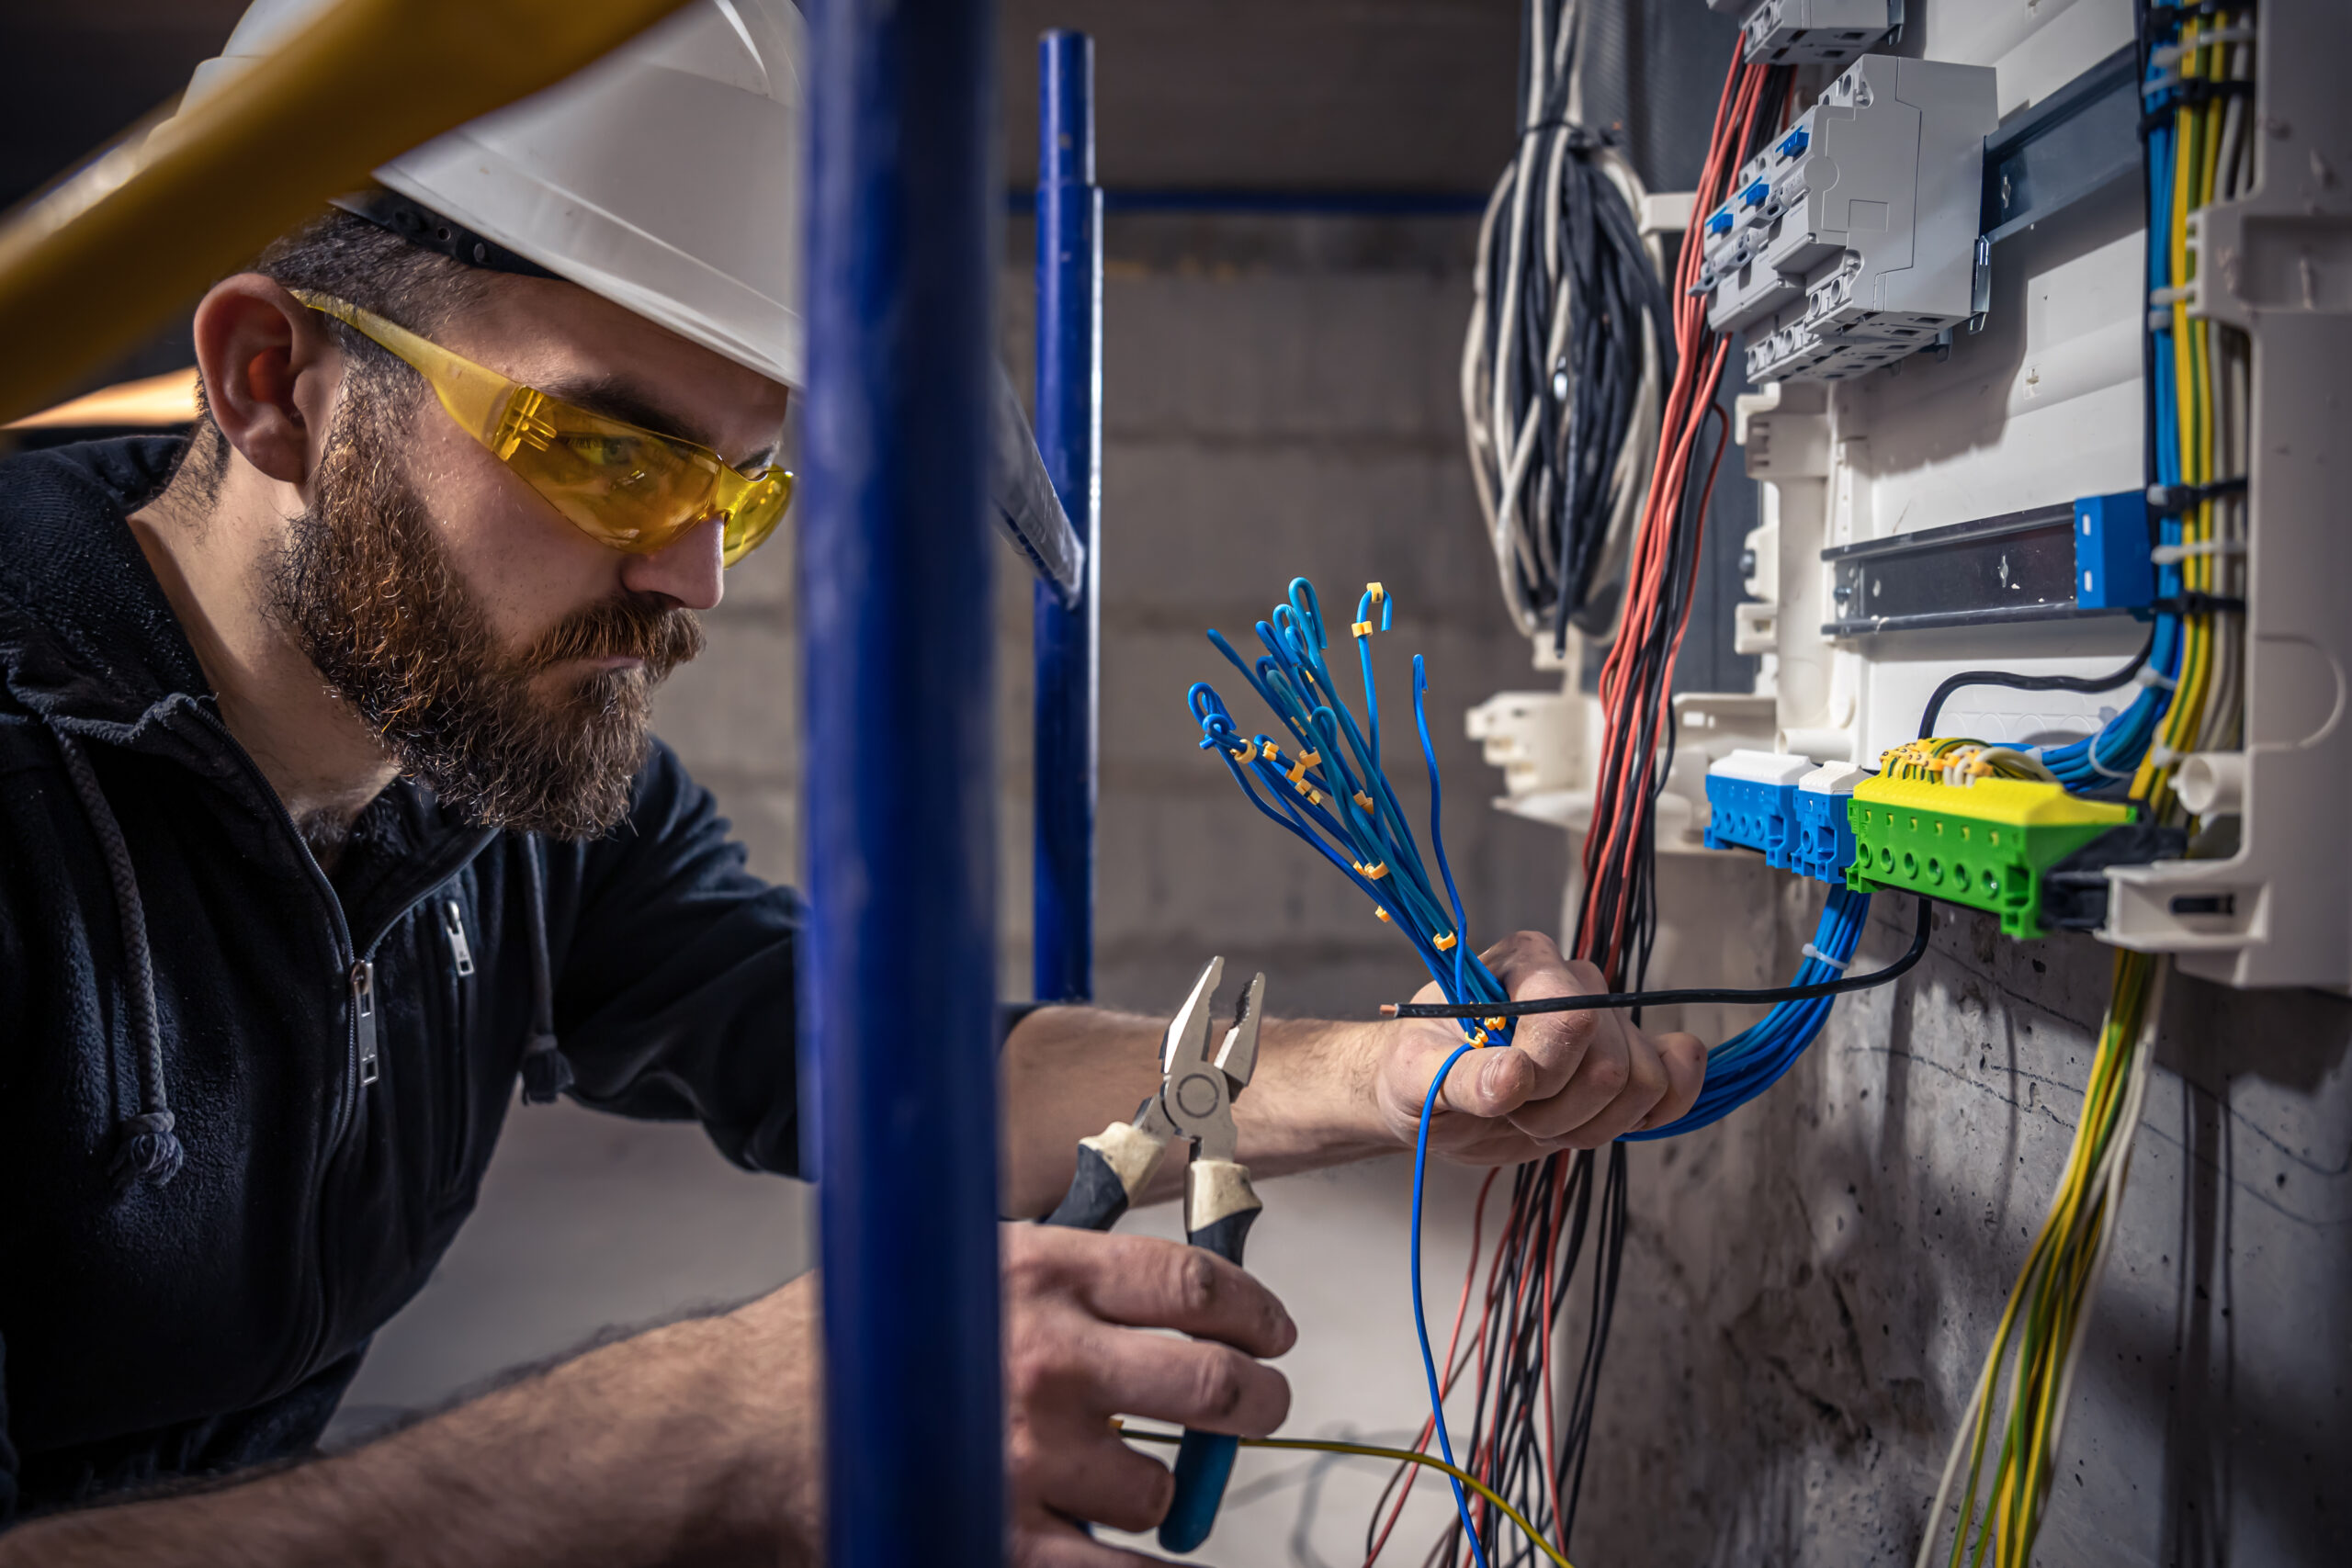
1118,1427,1575,1568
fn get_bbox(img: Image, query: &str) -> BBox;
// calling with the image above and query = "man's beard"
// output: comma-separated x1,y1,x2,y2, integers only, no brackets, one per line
266,371,706,839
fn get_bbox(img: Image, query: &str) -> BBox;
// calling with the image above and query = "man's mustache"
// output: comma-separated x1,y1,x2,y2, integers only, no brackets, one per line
525,594,707,675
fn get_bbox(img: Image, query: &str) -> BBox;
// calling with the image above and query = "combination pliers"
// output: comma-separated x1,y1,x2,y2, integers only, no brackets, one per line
1044,955,1265,1553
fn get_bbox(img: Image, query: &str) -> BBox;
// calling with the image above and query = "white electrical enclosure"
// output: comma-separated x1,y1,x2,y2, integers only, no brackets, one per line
1474,0,2352,991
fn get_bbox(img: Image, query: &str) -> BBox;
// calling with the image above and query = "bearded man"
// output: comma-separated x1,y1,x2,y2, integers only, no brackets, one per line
0,5,1707,1563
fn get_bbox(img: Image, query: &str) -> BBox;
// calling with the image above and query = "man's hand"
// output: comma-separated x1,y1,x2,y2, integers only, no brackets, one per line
1371,931,1707,1159
1003,1224,1295,1566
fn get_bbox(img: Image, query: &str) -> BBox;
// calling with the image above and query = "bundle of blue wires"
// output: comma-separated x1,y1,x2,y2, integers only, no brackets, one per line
1190,578,1883,1562
2030,98,2191,795
1623,884,1870,1141
1191,577,1508,1567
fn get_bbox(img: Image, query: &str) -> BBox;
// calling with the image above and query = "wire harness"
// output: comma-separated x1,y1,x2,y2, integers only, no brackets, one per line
1461,0,1672,650
1915,12,2252,1561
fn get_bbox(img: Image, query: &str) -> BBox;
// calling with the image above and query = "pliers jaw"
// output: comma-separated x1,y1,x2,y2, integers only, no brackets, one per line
1155,957,1262,1163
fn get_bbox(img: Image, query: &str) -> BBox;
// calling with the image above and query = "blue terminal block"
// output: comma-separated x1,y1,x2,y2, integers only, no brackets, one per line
1792,761,1869,884
2075,489,2155,612
1702,750,1815,872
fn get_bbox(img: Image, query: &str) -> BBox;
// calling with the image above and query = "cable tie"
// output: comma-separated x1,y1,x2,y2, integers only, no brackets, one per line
2148,284,2194,307
2150,592,2246,617
1800,942,1851,973
2086,729,2136,780
2146,477,2247,515
1351,620,1376,637
1432,932,1458,952
2134,664,2178,690
2150,539,2244,565
2147,744,2183,769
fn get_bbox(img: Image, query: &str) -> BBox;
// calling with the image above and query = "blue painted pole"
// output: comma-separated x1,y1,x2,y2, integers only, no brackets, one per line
1034,29,1102,1004
800,0,1001,1562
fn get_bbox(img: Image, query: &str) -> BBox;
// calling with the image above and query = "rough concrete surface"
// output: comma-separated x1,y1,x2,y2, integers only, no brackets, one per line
1567,872,2352,1568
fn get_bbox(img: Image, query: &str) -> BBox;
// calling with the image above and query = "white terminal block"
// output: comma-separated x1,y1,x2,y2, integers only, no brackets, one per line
1741,0,1898,66
1797,760,1869,799
1695,54,1996,387
1709,749,1815,788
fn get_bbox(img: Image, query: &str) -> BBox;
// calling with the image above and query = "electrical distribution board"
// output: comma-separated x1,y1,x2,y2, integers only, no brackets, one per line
1473,0,2352,992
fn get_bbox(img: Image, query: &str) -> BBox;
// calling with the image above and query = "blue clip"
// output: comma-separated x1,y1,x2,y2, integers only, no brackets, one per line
1706,209,1736,237
1741,179,1770,209
1777,126,1810,159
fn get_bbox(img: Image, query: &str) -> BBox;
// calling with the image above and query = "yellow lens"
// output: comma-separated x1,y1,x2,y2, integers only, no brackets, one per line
501,398,724,552
719,470,794,565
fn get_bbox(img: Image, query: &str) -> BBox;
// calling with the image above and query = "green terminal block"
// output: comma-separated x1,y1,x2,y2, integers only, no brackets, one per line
1845,775,2133,939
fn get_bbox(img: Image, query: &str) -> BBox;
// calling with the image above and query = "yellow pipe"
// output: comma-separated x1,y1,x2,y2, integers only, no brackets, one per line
0,0,693,425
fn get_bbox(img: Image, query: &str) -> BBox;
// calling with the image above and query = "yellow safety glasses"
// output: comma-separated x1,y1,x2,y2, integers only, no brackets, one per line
290,289,792,566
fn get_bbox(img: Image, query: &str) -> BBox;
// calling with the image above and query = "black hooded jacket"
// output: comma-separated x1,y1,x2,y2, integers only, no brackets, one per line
0,437,802,1522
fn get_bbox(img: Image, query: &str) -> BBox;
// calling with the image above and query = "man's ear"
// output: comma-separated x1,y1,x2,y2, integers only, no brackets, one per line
191,276,343,487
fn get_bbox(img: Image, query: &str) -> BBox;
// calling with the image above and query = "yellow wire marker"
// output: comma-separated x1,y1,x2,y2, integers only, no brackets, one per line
1432,932,1458,952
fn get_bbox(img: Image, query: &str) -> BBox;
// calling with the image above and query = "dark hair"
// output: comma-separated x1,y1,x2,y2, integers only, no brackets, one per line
174,209,492,502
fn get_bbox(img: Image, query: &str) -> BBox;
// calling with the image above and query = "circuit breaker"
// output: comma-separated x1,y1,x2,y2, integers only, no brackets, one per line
1739,0,1899,67
1695,54,1996,386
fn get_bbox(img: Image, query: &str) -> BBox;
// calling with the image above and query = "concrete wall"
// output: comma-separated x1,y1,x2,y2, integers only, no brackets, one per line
1577,874,2352,1568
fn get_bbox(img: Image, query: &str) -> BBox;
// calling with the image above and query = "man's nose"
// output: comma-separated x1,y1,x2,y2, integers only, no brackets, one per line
620,513,726,611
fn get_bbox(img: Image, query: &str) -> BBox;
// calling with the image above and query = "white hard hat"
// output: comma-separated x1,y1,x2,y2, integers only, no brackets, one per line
174,0,805,388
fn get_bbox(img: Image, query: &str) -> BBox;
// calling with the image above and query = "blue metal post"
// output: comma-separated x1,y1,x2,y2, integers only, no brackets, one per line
800,0,1001,1562
1033,29,1102,1004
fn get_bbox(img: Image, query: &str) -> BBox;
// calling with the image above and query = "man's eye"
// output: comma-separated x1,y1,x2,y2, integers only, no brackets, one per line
565,434,647,470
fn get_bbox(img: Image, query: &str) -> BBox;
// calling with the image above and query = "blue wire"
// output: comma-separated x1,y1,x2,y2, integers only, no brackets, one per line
1412,1041,1491,1568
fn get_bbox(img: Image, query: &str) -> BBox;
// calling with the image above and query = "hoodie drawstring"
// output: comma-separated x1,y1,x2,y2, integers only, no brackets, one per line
516,834,572,1104
52,729,186,1192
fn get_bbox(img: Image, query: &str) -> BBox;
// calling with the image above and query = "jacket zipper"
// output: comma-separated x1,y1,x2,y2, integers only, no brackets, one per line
180,700,496,1395
439,898,475,1192
442,898,476,976
350,961,379,1087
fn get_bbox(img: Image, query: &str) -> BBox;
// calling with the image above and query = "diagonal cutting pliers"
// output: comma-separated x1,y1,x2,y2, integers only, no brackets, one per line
1043,956,1265,1553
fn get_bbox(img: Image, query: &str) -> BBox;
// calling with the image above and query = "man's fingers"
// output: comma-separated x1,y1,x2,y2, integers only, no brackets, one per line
1572,1032,1675,1145
1012,1420,1178,1537
1078,1323,1292,1438
1634,1031,1707,1133
1476,935,1622,1104
1022,1229,1295,1358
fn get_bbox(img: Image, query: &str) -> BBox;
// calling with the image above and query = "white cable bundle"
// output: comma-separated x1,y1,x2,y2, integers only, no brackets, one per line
1461,0,1670,650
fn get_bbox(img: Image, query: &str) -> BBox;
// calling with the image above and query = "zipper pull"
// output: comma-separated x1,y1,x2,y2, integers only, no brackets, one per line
442,899,476,976
352,960,379,1087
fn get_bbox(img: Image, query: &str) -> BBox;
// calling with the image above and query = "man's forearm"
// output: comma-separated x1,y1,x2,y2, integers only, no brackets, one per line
4,1279,822,1568
1000,1005,1396,1218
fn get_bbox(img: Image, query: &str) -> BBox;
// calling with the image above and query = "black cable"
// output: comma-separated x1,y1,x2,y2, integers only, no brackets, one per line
1915,630,2155,740
1385,896,1931,1021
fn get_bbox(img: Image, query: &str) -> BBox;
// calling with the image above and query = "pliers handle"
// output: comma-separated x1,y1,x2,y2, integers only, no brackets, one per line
1041,957,1265,1553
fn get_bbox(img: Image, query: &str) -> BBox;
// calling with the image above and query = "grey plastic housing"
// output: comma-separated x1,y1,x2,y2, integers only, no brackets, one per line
1741,0,1897,66
1697,54,1997,386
